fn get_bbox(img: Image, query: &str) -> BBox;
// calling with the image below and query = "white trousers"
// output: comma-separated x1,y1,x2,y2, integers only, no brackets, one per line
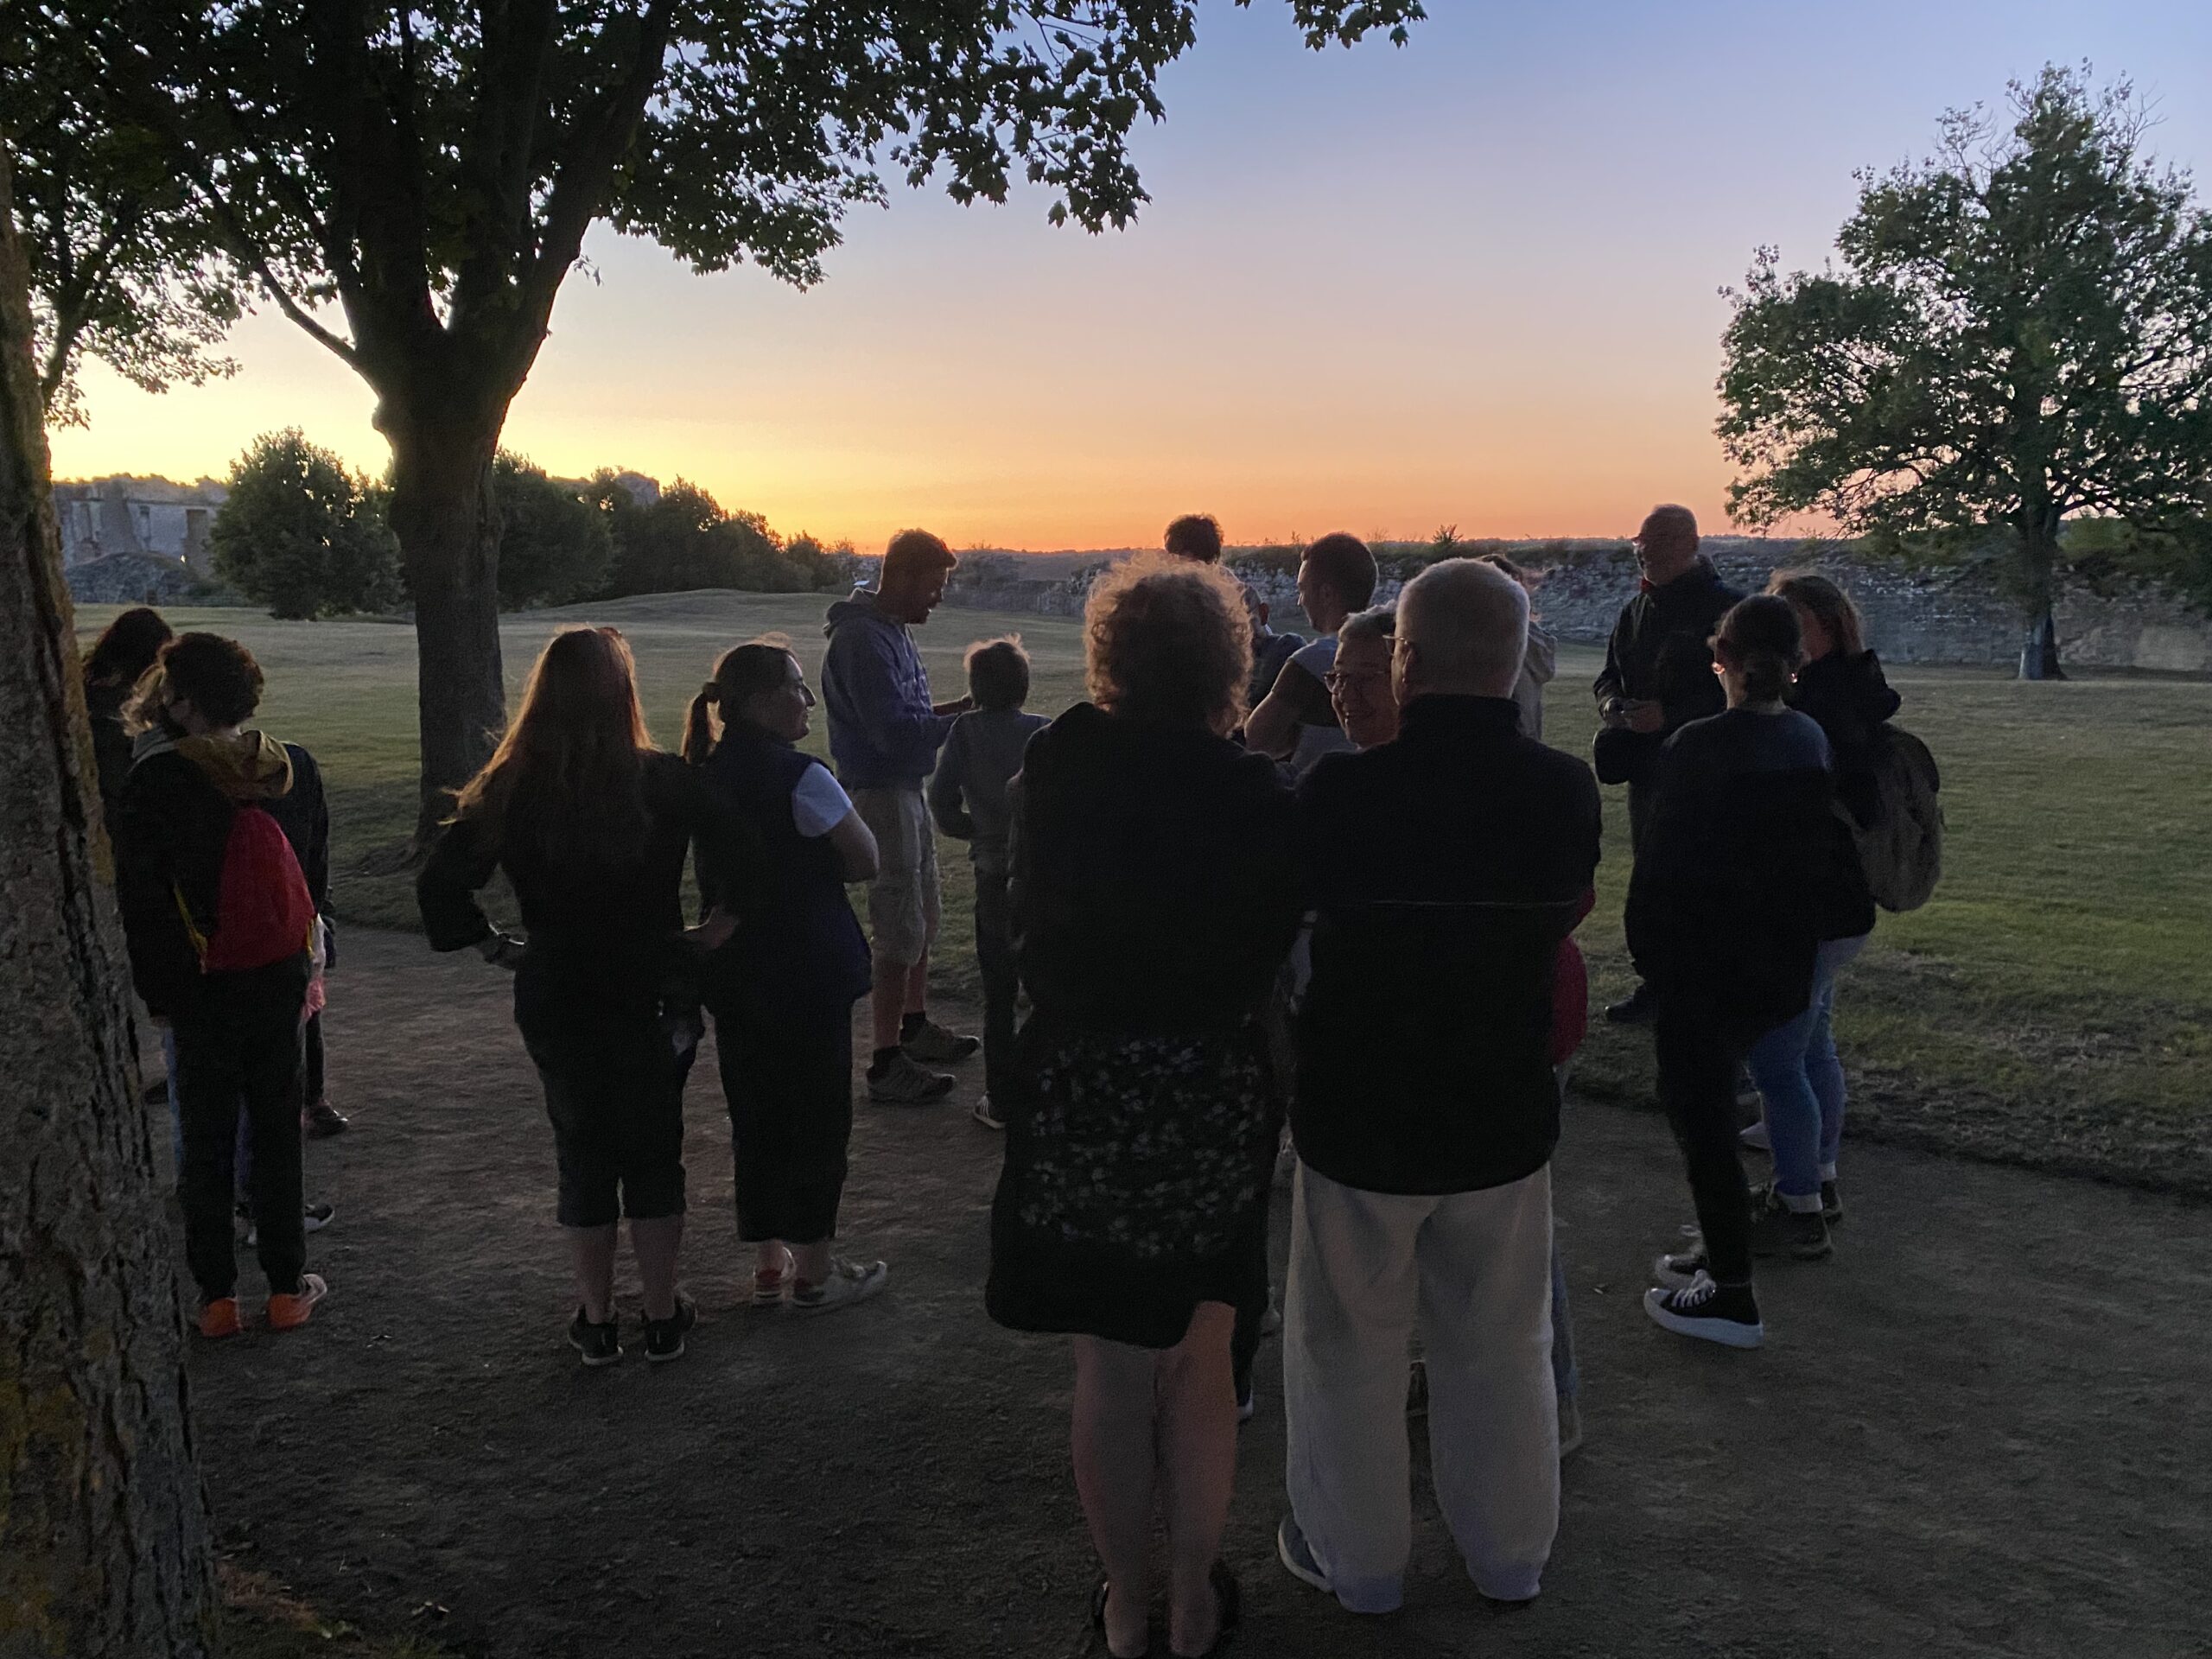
1284,1161,1559,1611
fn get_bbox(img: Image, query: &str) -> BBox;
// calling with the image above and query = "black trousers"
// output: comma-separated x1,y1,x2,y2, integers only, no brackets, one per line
524,1011,696,1227
304,1009,326,1103
1654,996,1754,1286
973,863,1020,1104
1624,779,1656,982
714,995,855,1244
175,972,308,1300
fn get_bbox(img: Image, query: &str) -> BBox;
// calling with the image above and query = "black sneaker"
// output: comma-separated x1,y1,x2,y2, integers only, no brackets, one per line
1651,1236,1710,1289
1821,1179,1844,1226
1747,1185,1833,1261
1604,983,1656,1025
642,1294,697,1363
569,1308,622,1367
902,1017,980,1065
867,1051,956,1105
1643,1272,1764,1349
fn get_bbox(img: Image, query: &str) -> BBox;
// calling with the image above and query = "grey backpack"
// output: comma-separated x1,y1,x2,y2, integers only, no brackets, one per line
1854,726,1943,912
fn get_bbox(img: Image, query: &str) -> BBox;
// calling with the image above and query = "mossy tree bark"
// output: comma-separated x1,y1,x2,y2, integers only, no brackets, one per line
0,143,218,1659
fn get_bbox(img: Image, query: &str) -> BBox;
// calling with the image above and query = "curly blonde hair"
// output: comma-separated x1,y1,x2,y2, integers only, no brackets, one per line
1084,555,1252,732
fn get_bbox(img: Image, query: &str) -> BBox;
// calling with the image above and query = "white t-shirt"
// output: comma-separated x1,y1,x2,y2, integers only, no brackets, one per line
1286,635,1355,776
792,761,854,839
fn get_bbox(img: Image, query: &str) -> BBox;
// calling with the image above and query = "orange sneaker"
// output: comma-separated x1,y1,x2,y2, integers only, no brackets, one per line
266,1273,328,1332
197,1298,243,1339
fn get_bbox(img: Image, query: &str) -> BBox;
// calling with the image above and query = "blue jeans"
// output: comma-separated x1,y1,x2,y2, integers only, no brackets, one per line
1747,934,1867,1199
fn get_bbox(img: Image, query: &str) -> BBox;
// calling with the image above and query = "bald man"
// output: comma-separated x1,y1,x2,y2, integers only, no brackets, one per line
1592,506,1742,1024
1282,558,1600,1617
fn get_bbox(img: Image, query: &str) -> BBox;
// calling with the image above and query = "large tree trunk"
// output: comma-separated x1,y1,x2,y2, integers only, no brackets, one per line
2015,508,2067,681
0,147,218,1659
383,411,506,848
2018,606,2064,681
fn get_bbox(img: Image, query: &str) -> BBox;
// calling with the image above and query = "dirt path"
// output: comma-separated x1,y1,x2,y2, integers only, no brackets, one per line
182,929,2212,1658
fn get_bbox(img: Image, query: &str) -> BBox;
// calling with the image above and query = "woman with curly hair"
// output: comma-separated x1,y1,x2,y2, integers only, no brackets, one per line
987,557,1304,1658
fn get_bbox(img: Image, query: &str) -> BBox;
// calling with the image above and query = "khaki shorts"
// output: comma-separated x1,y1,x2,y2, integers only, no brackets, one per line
852,785,940,970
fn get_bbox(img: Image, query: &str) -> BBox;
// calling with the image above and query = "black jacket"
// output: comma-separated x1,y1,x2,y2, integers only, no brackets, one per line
113,732,328,1020
86,678,137,835
1625,709,1874,1042
1788,650,1901,829
417,751,735,1044
1592,558,1745,786
1293,696,1603,1196
1012,703,1302,1034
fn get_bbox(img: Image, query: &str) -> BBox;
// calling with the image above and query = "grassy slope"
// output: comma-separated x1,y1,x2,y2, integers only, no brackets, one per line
79,597,2212,1192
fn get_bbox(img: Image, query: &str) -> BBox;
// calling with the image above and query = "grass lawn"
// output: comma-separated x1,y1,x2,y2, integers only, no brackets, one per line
77,592,2212,1194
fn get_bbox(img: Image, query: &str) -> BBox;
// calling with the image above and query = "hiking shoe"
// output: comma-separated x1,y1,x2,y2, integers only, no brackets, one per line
1558,1395,1583,1458
867,1051,955,1105
198,1298,243,1339
1748,1186,1832,1261
1739,1119,1771,1153
1651,1237,1710,1290
304,1099,349,1138
1406,1358,1429,1418
1276,1515,1332,1596
970,1096,1007,1131
643,1294,697,1363
902,1017,980,1065
569,1308,622,1367
1604,983,1656,1026
753,1246,796,1307
791,1256,889,1313
267,1273,328,1332
1643,1271,1763,1349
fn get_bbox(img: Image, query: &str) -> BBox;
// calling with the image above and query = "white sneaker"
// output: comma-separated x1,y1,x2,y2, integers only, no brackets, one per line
791,1257,889,1314
1739,1120,1771,1153
970,1096,1007,1131
753,1245,796,1307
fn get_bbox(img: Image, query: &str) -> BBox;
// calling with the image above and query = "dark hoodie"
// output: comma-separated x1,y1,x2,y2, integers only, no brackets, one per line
820,588,955,790
114,729,327,1020
1788,649,1902,828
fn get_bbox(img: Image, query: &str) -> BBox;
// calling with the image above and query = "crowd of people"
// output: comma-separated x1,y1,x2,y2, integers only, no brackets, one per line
87,502,1913,1656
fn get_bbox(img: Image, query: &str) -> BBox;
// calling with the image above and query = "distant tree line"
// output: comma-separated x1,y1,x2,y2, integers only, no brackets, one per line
210,432,856,619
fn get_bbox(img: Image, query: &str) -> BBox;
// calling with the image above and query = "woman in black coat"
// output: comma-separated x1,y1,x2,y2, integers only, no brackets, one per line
988,557,1303,1658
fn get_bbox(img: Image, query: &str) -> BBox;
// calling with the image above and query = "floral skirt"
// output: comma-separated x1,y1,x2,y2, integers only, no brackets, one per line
986,1016,1278,1350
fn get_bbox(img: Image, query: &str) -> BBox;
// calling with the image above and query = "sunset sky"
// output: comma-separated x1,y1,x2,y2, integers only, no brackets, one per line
47,0,2212,553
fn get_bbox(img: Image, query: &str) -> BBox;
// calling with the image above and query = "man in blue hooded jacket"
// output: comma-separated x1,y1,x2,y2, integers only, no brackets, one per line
822,529,981,1104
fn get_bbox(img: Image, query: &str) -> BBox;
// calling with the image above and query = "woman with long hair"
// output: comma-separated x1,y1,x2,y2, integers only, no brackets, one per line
1630,597,1872,1349
83,606,175,830
1739,571,1900,1225
988,558,1303,1658
418,627,736,1367
683,637,890,1313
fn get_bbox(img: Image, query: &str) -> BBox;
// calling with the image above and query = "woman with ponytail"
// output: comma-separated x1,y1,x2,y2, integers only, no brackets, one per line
417,626,738,1368
1626,597,1872,1351
687,637,890,1314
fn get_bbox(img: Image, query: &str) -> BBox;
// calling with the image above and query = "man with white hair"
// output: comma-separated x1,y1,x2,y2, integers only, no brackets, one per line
1277,558,1601,1618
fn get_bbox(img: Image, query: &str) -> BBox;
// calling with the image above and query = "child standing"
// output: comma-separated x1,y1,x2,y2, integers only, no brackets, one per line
927,639,1047,1130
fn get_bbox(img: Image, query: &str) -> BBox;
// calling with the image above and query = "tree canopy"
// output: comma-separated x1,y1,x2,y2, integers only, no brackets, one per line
21,1,1427,836
211,429,402,619
1716,66,2212,677
0,22,240,425
493,452,613,607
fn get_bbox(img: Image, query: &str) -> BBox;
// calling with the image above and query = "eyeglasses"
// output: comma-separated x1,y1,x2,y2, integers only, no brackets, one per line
1324,669,1390,693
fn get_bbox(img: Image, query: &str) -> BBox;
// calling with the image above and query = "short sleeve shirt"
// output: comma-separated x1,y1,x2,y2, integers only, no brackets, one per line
792,761,854,839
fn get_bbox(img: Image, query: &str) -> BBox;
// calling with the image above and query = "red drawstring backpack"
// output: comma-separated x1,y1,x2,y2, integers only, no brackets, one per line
178,803,317,972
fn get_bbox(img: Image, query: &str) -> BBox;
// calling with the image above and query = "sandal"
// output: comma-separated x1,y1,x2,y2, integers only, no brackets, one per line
1090,1578,1149,1658
1170,1562,1240,1658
